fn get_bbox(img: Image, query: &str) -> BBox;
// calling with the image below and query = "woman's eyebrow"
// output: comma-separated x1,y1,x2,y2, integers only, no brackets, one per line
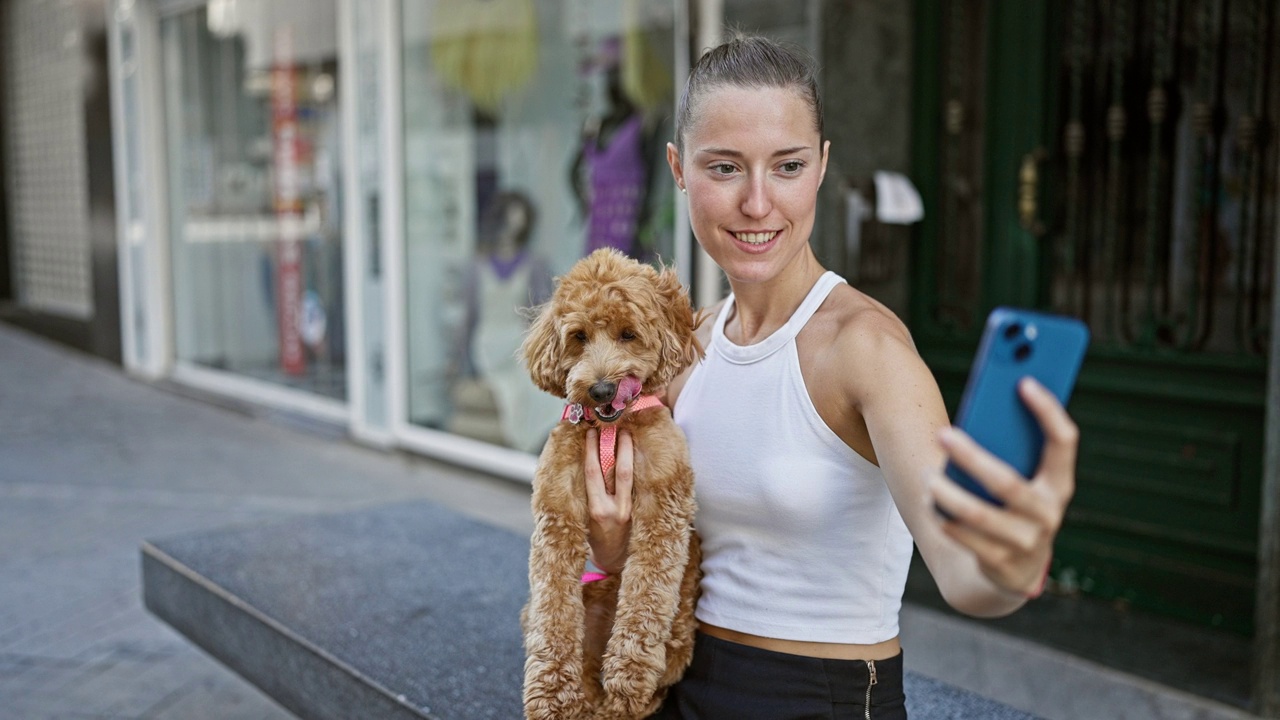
696,146,813,158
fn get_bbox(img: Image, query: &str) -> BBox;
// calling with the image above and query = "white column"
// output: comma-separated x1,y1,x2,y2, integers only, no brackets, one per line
692,0,724,310
107,0,173,379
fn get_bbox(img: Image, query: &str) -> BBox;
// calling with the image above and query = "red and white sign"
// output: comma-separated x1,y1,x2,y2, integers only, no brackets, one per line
271,26,305,376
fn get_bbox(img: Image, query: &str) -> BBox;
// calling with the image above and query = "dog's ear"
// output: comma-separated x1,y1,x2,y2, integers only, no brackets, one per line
651,266,705,388
520,300,567,398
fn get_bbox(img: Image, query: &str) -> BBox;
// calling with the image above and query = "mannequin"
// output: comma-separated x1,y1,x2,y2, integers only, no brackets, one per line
460,191,559,452
570,39,658,259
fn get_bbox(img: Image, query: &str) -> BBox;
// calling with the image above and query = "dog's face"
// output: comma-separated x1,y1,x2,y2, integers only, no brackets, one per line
521,249,703,420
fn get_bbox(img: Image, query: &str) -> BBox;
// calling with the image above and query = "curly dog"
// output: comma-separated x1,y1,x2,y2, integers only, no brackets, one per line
520,249,703,720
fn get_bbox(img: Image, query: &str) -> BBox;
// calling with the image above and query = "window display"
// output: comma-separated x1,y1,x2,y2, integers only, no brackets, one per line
162,2,345,399
401,0,678,452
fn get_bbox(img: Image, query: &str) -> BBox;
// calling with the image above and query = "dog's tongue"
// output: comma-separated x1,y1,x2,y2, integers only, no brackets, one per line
612,376,643,411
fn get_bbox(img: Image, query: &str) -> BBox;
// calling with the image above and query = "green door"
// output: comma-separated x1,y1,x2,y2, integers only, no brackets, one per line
911,0,1277,633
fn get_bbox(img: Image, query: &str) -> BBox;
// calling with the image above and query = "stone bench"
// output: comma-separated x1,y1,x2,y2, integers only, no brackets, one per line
142,500,1038,719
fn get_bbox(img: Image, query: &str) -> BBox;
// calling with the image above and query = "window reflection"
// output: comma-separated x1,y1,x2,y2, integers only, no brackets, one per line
162,3,345,399
402,0,677,452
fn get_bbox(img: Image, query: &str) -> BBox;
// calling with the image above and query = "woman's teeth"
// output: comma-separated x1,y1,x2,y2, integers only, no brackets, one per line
735,231,776,245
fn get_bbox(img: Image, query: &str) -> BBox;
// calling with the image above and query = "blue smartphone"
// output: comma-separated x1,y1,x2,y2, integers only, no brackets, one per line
944,307,1090,505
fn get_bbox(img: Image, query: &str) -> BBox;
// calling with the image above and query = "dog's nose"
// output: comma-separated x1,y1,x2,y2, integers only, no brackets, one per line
588,380,617,404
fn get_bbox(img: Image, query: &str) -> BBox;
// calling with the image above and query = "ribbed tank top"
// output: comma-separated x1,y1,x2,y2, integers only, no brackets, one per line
674,272,914,644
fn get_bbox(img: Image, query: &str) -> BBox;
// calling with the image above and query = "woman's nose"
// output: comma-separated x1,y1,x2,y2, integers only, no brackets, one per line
740,176,772,218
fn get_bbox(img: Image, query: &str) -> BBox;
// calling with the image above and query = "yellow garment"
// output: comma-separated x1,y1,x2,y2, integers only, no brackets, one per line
429,0,539,114
621,29,670,112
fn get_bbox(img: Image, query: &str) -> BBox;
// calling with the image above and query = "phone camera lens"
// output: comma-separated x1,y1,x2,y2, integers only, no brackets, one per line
1003,323,1022,340
1014,343,1033,361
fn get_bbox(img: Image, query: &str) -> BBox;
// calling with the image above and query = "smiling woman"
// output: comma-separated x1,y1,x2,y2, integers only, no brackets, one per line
583,35,1084,720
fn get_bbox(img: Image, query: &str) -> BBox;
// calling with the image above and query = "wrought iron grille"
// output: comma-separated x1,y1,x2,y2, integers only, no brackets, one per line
933,0,991,333
1048,0,1277,357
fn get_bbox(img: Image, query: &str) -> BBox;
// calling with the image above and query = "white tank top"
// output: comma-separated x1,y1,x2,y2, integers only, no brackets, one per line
674,272,914,644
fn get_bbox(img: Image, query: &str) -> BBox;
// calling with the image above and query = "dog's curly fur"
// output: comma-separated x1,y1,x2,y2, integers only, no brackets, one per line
520,249,703,720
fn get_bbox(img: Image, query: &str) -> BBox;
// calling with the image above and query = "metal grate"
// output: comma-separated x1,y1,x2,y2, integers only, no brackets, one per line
1048,0,1278,357
4,0,94,319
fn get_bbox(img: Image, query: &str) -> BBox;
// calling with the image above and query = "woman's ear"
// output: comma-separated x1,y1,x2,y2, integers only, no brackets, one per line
666,142,685,192
818,139,831,188
651,266,703,388
520,301,567,397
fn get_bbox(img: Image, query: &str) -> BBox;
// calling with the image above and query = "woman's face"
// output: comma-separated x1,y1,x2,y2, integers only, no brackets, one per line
668,85,828,287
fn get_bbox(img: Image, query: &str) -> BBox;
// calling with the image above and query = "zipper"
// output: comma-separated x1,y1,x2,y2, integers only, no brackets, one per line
864,659,878,720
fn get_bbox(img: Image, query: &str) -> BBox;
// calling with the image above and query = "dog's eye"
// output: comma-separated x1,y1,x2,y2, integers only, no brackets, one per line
572,330,588,343
619,329,636,341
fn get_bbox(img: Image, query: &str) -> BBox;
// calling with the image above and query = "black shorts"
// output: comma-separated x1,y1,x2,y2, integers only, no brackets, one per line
652,631,907,719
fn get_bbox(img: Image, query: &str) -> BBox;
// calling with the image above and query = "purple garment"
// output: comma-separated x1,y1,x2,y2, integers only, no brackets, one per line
487,248,528,282
583,114,646,256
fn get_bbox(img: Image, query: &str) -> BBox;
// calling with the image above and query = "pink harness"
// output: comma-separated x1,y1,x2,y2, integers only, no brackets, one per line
561,394,664,477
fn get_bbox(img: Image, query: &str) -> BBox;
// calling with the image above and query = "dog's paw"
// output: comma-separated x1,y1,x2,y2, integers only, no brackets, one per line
592,690,661,720
523,685,587,720
524,660,587,720
597,657,663,720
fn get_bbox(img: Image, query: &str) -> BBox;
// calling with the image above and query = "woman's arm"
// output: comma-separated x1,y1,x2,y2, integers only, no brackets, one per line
848,318,1076,617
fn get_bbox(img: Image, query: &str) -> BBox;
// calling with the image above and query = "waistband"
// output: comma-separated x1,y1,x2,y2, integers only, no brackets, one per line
691,631,904,702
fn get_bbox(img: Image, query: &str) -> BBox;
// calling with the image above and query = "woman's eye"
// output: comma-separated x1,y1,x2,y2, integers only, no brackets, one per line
620,329,636,341
711,163,736,175
573,330,588,342
780,161,804,173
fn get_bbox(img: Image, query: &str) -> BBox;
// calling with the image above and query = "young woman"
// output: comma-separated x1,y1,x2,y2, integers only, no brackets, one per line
584,35,1078,719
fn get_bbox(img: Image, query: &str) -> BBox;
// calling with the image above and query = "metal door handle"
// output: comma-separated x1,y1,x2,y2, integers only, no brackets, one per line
1019,149,1047,236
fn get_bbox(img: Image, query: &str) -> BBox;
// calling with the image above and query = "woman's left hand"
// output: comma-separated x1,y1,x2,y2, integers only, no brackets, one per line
928,377,1079,597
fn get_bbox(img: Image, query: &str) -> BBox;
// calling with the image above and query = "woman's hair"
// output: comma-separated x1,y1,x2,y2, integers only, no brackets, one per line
480,190,536,249
674,34,823,153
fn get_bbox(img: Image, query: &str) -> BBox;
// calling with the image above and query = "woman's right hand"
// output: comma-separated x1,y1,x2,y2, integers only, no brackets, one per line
585,428,633,573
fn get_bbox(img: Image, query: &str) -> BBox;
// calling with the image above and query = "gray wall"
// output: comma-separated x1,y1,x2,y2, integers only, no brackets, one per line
1,0,119,362
818,0,914,319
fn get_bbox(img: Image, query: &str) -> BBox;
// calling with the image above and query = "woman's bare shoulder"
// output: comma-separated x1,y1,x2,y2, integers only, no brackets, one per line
802,283,931,404
818,283,915,351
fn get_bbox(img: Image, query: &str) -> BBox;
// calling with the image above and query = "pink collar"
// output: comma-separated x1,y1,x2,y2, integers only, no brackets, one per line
562,394,664,476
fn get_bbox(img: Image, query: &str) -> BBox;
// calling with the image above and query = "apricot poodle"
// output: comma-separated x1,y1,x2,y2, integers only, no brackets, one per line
520,249,703,720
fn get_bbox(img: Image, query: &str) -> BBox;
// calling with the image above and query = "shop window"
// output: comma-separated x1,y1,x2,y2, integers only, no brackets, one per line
161,2,346,399
401,0,678,452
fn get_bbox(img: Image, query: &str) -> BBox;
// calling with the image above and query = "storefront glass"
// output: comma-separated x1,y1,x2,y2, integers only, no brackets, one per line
400,0,679,453
161,2,346,399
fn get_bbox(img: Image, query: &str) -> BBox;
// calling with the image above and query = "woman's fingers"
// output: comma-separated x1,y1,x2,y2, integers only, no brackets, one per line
583,429,608,501
938,518,1046,595
583,428,632,522
938,427,1055,524
613,431,634,513
930,469,1043,554
1019,377,1079,502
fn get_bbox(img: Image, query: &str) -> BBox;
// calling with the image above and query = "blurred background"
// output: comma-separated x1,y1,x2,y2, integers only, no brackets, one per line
0,0,1276,717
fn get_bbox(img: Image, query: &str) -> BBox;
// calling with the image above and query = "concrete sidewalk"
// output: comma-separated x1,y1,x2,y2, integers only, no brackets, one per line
0,322,1260,719
0,323,533,719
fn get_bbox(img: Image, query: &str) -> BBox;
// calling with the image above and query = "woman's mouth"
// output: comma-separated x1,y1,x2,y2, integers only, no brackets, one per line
731,230,779,252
